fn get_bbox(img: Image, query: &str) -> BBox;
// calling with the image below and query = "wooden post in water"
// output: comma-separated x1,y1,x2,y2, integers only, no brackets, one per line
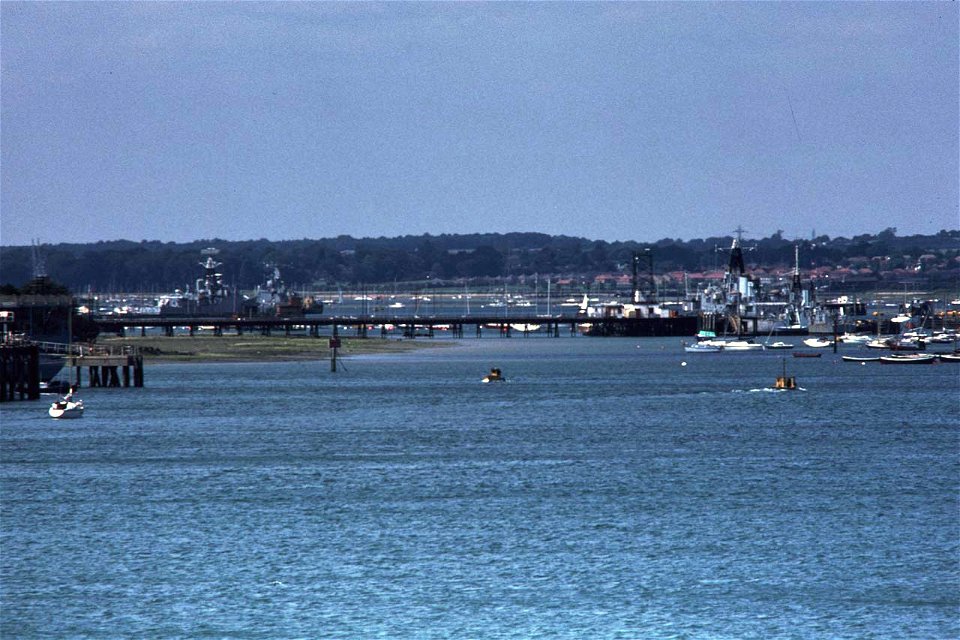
134,355,144,387
330,327,340,372
833,314,839,354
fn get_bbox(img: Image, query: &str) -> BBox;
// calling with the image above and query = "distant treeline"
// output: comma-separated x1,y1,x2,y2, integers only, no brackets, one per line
1,228,957,292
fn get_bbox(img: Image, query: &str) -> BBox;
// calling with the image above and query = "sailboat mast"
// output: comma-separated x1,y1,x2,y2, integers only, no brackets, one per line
67,299,74,389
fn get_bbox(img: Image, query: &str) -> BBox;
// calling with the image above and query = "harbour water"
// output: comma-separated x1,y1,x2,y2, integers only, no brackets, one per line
1,338,957,638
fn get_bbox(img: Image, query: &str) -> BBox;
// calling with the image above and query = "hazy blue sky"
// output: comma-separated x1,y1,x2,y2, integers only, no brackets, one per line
2,2,957,246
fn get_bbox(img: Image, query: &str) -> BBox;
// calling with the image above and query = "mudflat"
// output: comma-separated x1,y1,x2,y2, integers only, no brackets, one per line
97,334,450,363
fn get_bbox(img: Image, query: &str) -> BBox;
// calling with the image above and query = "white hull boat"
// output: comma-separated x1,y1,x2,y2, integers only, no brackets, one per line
879,354,937,365
685,342,723,353
49,398,84,419
720,340,765,351
766,341,794,350
685,339,764,352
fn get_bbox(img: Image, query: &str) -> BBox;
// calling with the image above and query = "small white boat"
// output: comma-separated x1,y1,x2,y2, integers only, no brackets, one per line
49,393,84,419
839,333,872,344
887,338,924,352
766,341,794,350
803,338,833,348
721,340,764,351
841,355,880,363
684,337,763,352
879,354,937,365
685,342,723,353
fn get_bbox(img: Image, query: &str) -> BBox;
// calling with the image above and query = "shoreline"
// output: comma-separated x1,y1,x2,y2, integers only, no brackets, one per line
96,334,453,363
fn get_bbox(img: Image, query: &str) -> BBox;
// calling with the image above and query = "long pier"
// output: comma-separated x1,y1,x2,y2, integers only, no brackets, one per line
94,314,699,338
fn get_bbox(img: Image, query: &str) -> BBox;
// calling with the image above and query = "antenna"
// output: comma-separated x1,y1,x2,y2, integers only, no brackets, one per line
31,239,48,278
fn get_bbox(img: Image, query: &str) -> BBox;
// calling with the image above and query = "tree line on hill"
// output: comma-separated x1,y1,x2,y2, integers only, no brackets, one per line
1,228,957,293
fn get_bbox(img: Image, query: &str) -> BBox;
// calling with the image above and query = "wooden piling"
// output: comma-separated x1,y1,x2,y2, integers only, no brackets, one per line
73,352,144,389
330,330,340,373
0,345,40,402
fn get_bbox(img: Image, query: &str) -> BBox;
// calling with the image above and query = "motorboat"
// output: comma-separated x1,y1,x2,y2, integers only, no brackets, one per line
684,342,723,353
771,359,800,390
939,353,960,363
766,341,794,350
49,392,84,419
482,368,505,383
887,338,924,352
803,338,833,348
929,332,958,344
684,337,763,352
878,354,937,364
772,374,799,390
720,340,764,351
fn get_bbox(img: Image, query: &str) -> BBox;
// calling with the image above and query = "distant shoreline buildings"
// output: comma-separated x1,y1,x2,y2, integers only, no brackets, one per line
1,229,957,295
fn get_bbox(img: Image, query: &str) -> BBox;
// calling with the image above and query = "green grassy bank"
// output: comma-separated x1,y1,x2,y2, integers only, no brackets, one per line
97,334,450,363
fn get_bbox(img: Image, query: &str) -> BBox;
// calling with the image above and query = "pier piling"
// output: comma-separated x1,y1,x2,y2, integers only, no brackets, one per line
0,345,40,402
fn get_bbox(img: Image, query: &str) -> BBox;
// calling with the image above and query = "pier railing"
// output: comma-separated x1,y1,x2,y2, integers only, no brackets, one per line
33,341,139,357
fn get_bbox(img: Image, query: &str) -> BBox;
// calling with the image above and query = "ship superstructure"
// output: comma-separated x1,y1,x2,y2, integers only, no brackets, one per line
696,230,817,336
159,248,255,317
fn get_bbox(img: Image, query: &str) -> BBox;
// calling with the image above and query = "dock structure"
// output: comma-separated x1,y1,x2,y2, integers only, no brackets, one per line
0,344,40,402
94,314,699,339
70,352,144,389
25,342,146,392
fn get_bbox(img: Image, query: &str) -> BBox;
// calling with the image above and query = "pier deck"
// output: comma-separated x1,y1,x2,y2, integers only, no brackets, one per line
94,314,699,338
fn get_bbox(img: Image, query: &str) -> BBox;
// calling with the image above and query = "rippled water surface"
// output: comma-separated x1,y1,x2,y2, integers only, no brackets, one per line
2,338,958,638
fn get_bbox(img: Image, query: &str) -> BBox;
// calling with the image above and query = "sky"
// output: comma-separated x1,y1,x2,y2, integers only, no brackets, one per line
1,2,957,247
